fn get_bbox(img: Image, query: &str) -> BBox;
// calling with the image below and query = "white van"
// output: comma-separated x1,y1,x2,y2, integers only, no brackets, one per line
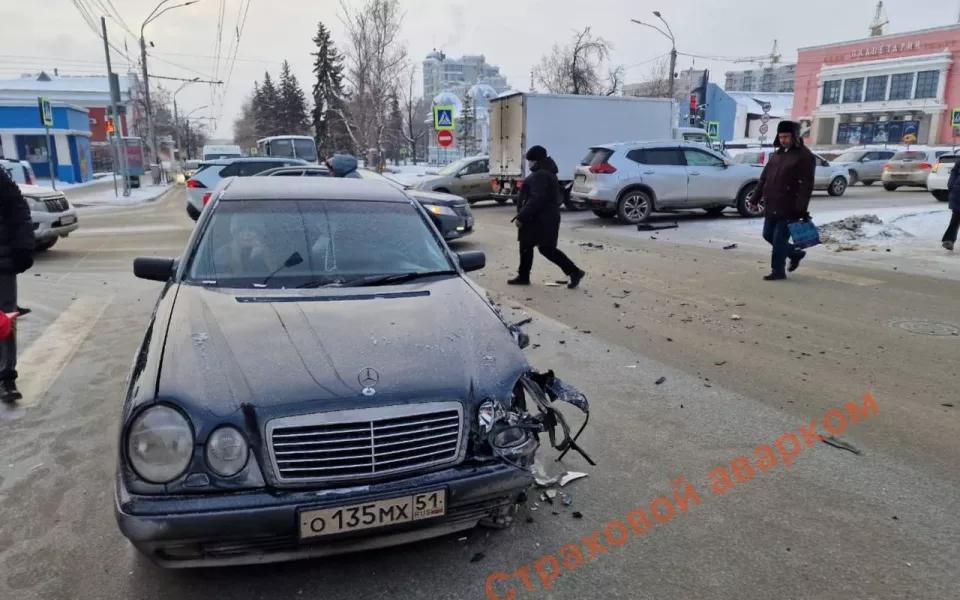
201,144,243,161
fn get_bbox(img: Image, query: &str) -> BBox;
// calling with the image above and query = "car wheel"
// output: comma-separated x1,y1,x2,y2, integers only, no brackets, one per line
617,189,652,224
736,183,762,218
883,183,899,191
35,239,57,252
848,170,859,186
827,176,847,196
861,180,874,186
933,190,950,202
703,206,726,217
496,198,508,205
592,209,616,218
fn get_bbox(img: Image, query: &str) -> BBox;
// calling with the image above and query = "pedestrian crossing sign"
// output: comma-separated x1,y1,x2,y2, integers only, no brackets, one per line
434,105,455,131
953,108,960,127
707,121,720,140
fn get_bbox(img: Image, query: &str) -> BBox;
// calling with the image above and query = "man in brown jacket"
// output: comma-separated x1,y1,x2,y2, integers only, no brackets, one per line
749,120,816,280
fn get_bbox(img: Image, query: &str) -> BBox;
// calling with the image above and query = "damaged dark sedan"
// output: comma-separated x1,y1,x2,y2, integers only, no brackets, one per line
115,177,590,567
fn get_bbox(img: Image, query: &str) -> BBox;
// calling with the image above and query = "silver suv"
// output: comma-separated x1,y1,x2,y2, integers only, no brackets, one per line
570,141,762,224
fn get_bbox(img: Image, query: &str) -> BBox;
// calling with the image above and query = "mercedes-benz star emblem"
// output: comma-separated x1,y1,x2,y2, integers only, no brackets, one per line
359,367,379,396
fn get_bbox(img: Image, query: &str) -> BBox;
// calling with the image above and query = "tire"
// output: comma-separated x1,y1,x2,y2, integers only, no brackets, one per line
616,189,653,224
495,198,508,205
827,176,847,197
592,209,616,218
932,190,949,202
735,183,762,218
35,238,57,252
848,170,859,186
861,180,874,186
883,183,899,192
703,206,726,216
186,204,200,221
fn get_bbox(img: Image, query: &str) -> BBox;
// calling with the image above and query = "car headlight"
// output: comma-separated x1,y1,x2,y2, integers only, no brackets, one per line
23,197,41,211
424,204,456,216
126,405,194,484
205,426,249,477
491,427,528,449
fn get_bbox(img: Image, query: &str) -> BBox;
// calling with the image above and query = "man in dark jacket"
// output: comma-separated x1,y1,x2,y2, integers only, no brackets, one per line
941,160,960,251
749,120,817,281
508,145,585,288
0,168,35,403
325,154,362,178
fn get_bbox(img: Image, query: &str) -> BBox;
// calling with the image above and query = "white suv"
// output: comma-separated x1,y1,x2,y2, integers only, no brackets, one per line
927,154,957,202
570,141,762,224
185,157,307,220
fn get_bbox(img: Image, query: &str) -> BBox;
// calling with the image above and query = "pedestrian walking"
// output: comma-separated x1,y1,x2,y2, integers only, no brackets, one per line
0,167,35,404
508,145,585,288
749,121,816,281
941,159,960,251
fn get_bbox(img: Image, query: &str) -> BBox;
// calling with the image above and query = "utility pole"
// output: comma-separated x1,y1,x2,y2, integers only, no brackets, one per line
101,17,130,197
668,44,677,100
139,34,160,185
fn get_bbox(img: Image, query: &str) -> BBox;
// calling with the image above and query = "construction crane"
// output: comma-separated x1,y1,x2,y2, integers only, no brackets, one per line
731,40,782,69
870,1,889,37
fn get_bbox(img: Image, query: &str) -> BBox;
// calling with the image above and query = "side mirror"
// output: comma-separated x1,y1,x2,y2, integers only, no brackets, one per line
456,250,486,272
134,257,176,282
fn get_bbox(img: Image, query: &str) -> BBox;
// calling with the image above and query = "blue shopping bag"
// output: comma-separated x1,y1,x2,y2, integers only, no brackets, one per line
788,220,821,249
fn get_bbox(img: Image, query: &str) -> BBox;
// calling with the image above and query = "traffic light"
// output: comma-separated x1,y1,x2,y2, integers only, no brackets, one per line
689,94,697,113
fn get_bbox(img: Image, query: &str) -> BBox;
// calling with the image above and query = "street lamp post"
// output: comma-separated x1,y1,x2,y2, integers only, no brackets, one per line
172,78,200,168
140,0,199,183
632,11,677,99
182,113,213,160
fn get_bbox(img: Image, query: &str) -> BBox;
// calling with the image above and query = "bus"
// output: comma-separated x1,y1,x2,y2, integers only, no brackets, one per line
256,135,319,164
201,144,243,161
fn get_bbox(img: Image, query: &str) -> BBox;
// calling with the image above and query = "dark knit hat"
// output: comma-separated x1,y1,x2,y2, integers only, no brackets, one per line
525,145,548,161
777,120,797,135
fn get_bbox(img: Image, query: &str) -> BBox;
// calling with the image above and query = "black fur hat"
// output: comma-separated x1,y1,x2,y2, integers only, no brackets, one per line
525,145,548,161
777,120,797,135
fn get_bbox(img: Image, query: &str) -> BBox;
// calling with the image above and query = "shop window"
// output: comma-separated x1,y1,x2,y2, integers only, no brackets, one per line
914,70,939,99
864,75,888,102
23,136,50,163
842,78,864,103
889,73,914,100
822,80,841,105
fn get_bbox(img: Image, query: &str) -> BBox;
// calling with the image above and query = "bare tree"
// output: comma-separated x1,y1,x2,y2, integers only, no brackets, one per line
337,0,408,166
625,57,673,98
533,27,623,95
398,65,428,163
232,93,258,151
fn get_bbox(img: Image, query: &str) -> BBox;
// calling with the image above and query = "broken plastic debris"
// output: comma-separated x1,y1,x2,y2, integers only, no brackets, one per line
821,436,862,455
559,472,588,487
544,282,562,287
572,511,584,519
655,376,667,385
562,493,573,506
545,489,557,501
731,314,742,320
470,553,485,563
531,461,561,487
723,243,738,250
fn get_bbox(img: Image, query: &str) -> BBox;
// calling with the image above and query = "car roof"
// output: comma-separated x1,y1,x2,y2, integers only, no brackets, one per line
598,140,716,150
200,157,307,166
217,176,413,203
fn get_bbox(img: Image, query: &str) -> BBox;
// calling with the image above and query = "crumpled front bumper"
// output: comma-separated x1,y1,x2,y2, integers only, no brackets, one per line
116,461,532,568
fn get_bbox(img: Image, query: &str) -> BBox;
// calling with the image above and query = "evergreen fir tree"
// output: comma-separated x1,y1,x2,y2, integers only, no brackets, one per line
256,72,280,136
278,60,309,135
311,21,347,156
387,92,403,164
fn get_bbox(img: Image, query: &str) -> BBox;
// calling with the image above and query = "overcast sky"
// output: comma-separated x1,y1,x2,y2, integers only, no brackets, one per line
0,0,947,139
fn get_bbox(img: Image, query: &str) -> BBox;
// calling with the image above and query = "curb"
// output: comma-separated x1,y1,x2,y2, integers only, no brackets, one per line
72,184,180,209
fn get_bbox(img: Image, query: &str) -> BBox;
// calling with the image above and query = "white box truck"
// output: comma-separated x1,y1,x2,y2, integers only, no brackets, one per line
489,92,712,209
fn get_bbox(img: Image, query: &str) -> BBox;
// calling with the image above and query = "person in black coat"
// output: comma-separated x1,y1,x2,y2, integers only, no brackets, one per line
0,167,35,404
941,160,960,251
508,145,585,288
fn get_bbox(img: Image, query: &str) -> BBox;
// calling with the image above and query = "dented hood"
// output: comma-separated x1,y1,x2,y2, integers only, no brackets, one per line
156,277,529,417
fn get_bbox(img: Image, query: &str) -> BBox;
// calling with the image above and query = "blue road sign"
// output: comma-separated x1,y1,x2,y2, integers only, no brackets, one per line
434,106,454,131
707,121,720,140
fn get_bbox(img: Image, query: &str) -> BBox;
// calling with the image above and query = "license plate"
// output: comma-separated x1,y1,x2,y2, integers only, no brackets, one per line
575,174,586,182
59,215,76,225
891,174,909,179
299,490,446,540
502,182,512,193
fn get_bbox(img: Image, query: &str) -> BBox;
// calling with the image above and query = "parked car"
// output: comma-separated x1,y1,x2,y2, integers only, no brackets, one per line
730,149,850,196
256,165,475,241
16,183,78,252
116,176,587,567
570,141,763,224
182,160,201,178
1,158,37,186
411,156,495,204
927,154,958,202
827,149,896,186
185,157,307,220
882,148,956,191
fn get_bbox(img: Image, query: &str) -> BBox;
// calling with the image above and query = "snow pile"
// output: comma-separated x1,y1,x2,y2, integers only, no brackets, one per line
817,214,912,246
69,183,172,208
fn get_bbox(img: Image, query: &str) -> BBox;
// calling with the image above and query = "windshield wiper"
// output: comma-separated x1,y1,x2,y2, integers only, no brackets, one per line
348,270,457,287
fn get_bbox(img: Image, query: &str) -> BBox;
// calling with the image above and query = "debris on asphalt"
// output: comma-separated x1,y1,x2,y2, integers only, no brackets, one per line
531,461,561,487
531,343,541,349
723,243,738,250
514,317,533,327
715,360,727,366
667,337,673,342
458,536,468,542
572,511,584,519
470,553,485,563
626,365,637,368
559,340,566,344
821,436,862,455
625,325,635,330
545,489,558,501
942,403,954,408
613,302,621,308
562,493,573,506
655,376,667,385
637,222,679,231
544,282,562,287
730,314,742,321
579,242,604,250
559,472,588,487
526,516,535,523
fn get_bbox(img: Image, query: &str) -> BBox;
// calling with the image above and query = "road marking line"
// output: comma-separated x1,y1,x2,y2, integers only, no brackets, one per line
803,269,885,286
16,296,113,408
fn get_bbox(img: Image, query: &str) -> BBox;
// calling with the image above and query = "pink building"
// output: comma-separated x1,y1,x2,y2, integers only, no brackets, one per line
793,24,960,147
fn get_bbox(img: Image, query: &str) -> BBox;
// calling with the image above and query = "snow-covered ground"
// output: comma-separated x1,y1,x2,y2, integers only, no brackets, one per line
34,177,111,191
69,183,173,210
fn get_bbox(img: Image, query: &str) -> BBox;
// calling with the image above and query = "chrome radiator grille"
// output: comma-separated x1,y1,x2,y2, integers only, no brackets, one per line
266,402,464,483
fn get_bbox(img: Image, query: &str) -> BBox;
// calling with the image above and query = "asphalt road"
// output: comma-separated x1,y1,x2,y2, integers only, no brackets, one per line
1,187,958,600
